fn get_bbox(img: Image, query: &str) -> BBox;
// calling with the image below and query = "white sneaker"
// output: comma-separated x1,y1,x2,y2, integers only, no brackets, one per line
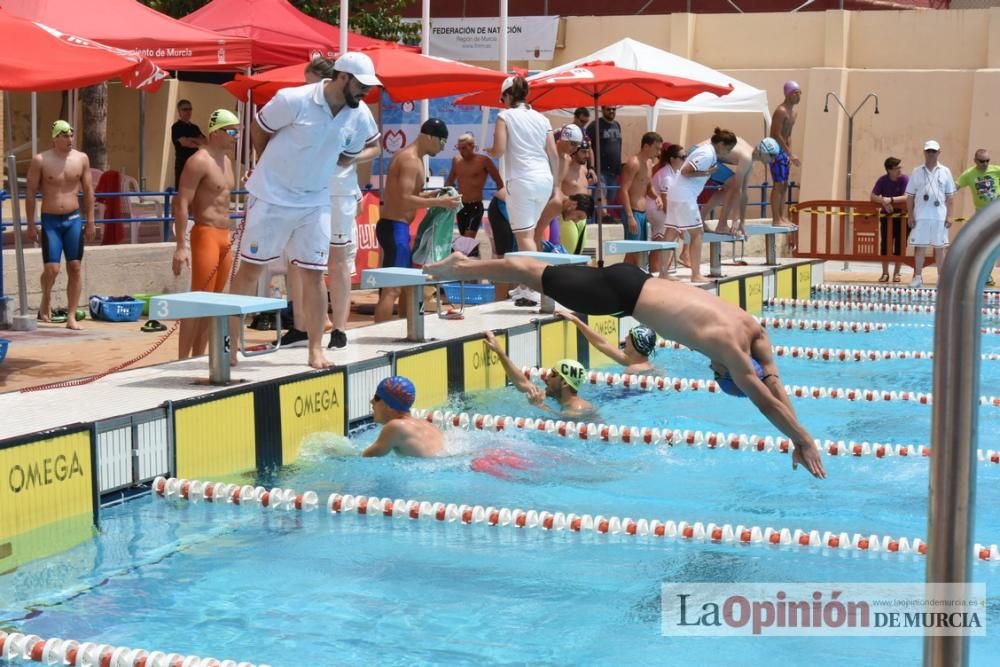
911,276,922,288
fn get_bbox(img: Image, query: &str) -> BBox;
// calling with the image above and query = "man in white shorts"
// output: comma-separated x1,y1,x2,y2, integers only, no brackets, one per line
905,139,955,288
665,128,738,283
230,52,381,369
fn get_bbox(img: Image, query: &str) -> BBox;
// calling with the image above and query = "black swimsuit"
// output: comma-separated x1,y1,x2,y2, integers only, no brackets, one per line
541,263,651,316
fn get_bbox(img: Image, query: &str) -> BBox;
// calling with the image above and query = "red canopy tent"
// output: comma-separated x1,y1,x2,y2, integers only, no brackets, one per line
0,11,166,91
180,0,409,67
222,44,508,104
0,0,252,70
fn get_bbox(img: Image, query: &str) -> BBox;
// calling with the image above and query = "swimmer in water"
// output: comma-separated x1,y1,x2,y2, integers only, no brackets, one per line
556,310,658,375
425,255,825,479
362,376,444,457
482,331,595,419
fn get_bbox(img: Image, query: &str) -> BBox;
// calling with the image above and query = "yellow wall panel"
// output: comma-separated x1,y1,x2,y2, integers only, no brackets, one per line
397,348,449,410
279,372,346,464
776,268,793,299
462,334,507,392
585,315,619,369
796,264,812,299
540,320,578,369
718,280,741,307
175,393,256,479
0,432,95,570
744,275,764,315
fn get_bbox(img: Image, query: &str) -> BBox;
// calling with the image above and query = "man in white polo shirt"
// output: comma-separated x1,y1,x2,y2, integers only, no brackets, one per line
905,139,955,288
230,52,381,369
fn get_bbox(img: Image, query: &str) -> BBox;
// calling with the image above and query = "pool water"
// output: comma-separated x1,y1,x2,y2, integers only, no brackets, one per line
2,291,999,666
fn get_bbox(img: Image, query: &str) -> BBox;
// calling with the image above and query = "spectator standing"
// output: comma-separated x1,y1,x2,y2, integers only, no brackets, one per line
445,132,504,250
869,156,909,283
646,143,685,276
905,140,956,288
620,131,664,266
956,148,1000,286
171,99,206,189
586,106,623,223
572,107,590,131
769,81,801,227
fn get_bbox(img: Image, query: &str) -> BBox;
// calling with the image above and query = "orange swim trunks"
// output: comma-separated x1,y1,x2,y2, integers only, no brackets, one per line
190,225,233,292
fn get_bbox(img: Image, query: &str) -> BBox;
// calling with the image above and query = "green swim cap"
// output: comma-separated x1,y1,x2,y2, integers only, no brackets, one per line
553,358,586,392
51,120,73,138
207,108,240,135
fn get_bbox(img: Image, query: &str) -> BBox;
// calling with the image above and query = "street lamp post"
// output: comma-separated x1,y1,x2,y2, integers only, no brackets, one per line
824,92,879,267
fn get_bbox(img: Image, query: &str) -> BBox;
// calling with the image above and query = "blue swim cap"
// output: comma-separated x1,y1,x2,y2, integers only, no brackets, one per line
715,358,765,397
375,376,416,412
629,325,657,357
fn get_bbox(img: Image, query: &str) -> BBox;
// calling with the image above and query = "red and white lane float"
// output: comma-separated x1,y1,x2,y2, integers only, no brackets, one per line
152,478,1000,562
516,366,1000,409
813,283,1000,305
411,409,1000,466
755,316,885,332
767,296,1000,317
0,632,265,667
657,339,1000,362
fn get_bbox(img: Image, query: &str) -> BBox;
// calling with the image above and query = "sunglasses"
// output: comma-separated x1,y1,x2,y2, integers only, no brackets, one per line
223,128,240,137
925,149,939,154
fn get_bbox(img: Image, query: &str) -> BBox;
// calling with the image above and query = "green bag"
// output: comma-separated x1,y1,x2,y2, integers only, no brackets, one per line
411,187,460,266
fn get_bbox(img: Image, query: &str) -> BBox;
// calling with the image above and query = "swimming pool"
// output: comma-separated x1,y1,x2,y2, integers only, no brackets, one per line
2,285,998,665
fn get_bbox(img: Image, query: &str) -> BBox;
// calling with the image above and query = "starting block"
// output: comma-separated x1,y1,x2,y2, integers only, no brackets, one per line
149,291,286,385
603,240,679,275
505,251,589,313
703,224,796,277
361,267,463,342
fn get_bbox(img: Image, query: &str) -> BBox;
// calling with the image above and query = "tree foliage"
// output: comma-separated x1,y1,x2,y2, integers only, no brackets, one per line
142,0,419,43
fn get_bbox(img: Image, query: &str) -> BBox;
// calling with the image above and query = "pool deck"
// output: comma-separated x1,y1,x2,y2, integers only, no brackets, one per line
0,258,953,441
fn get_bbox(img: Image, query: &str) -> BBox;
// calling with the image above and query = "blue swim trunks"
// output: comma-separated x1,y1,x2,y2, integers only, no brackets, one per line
375,218,412,268
624,210,648,241
40,210,84,264
770,150,790,184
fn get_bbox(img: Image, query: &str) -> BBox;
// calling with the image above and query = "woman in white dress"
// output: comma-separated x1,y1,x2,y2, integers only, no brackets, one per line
646,143,686,276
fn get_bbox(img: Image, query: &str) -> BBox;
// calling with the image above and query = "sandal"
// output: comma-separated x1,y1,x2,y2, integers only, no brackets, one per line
50,308,68,324
140,320,167,333
878,273,890,283
892,274,902,283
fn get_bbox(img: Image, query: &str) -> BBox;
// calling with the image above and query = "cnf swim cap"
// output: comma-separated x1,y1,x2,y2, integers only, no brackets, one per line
783,80,801,98
207,109,240,135
629,325,657,357
757,137,780,157
375,376,416,412
716,358,766,397
51,120,73,138
554,359,586,392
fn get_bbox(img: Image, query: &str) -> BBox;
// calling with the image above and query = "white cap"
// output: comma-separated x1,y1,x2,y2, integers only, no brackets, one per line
558,124,584,144
501,75,516,95
923,139,941,152
334,52,382,87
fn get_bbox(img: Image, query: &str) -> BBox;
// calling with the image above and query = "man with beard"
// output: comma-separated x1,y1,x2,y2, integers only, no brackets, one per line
229,52,381,369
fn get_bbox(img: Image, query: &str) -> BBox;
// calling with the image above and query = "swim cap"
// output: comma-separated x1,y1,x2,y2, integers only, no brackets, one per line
207,109,240,135
420,117,449,140
375,376,416,412
629,325,657,357
716,358,766,398
51,120,73,138
783,80,801,98
557,123,584,144
757,137,780,157
553,359,586,392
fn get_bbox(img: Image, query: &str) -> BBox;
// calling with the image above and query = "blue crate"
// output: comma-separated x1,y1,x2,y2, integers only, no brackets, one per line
0,338,8,364
89,297,145,322
442,283,495,305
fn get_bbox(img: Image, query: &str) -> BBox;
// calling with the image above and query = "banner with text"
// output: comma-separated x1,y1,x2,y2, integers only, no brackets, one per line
405,16,559,62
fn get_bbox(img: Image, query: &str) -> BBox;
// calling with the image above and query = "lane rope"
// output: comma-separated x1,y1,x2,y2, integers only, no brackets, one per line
518,366,1000,408
0,631,266,667
411,408,1000,466
151,478,1000,562
656,339,1000,362
767,297,1000,317
755,316,884,332
813,283,1000,304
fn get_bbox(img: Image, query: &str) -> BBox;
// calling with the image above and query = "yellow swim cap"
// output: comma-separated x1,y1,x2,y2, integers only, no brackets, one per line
51,120,73,138
207,108,240,135
553,359,586,392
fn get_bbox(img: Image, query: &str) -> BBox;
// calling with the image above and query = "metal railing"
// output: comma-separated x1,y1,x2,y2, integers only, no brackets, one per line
925,200,1000,667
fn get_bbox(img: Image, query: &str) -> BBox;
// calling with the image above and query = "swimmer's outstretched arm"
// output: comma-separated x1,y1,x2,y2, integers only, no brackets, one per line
483,331,534,394
556,311,628,366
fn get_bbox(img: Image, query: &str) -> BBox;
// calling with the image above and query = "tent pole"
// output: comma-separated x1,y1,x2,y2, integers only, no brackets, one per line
420,0,431,178
377,89,384,200
5,153,36,330
340,0,349,55
31,93,37,160
594,93,603,266
500,0,508,72
138,90,145,190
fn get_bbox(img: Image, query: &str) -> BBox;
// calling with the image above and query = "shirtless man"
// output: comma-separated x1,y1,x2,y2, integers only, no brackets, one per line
171,109,240,359
533,124,584,246
561,139,597,198
424,254,826,479
445,133,503,246
362,376,444,457
699,137,780,237
25,120,96,330
374,117,462,323
770,81,802,227
620,132,663,265
482,330,595,419
557,311,658,375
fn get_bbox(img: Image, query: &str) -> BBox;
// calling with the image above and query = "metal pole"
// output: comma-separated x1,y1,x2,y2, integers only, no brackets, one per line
500,0,509,72
208,316,231,385
843,116,852,266
594,94,604,266
420,0,431,178
339,0,349,55
31,92,37,161
924,201,1000,667
138,91,146,191
5,154,37,330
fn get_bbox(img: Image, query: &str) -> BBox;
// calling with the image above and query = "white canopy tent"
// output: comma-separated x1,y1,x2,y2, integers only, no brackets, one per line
543,37,769,126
